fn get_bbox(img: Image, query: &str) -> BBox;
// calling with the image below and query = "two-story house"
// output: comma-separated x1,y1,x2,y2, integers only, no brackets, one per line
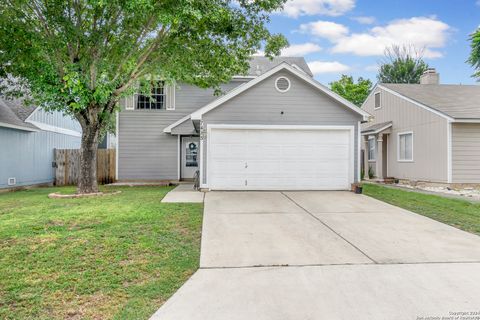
116,57,370,191
361,69,480,185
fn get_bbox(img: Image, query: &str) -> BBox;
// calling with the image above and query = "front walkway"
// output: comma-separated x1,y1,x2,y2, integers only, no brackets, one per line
151,191,480,319
161,183,204,203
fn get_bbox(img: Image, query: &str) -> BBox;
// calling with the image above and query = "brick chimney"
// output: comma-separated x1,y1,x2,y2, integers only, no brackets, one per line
420,68,440,85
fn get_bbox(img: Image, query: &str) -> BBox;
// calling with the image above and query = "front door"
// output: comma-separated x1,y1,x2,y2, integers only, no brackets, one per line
181,137,199,180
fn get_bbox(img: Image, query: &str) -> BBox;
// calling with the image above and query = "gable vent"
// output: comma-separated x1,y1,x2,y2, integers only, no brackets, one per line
275,76,290,93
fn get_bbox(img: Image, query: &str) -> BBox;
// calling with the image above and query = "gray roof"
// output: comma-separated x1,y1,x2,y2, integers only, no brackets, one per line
0,98,38,130
362,121,392,134
381,83,480,119
247,56,313,77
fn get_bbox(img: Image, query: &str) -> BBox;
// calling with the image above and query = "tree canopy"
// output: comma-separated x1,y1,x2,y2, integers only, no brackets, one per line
377,45,429,84
0,0,288,193
467,29,480,79
329,75,372,107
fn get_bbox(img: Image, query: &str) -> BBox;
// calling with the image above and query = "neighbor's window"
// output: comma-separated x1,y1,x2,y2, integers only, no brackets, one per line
398,132,413,161
368,137,376,161
136,81,165,110
374,92,381,109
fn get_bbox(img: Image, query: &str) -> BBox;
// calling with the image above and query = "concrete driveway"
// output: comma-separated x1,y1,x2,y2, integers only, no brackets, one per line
151,191,480,319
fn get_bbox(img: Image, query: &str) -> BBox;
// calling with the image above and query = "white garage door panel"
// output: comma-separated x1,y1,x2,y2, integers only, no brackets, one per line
208,127,353,190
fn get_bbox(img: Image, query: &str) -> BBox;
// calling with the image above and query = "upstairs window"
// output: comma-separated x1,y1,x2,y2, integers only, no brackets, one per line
374,92,381,109
136,81,166,110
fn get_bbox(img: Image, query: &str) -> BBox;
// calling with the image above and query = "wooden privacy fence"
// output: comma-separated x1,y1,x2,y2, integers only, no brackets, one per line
54,149,116,186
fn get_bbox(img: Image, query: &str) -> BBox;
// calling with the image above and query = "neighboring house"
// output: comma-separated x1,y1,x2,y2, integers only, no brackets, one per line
0,99,81,189
98,132,116,149
117,57,370,190
361,68,480,184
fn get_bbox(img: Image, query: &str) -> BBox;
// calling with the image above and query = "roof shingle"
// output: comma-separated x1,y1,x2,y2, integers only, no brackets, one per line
247,56,313,77
381,83,480,119
0,98,38,130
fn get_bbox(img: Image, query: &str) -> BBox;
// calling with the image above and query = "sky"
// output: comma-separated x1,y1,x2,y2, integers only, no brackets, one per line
264,0,480,85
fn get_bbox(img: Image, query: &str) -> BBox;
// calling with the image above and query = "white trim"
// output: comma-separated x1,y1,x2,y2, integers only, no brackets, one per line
190,63,371,121
163,115,191,133
397,131,414,162
374,92,381,110
177,135,181,180
291,64,307,75
24,106,40,122
274,76,291,93
206,124,355,131
357,121,361,182
447,120,452,183
205,124,355,190
199,130,206,188
25,120,81,137
377,85,454,121
0,121,39,132
115,111,119,180
452,118,480,123
361,122,392,135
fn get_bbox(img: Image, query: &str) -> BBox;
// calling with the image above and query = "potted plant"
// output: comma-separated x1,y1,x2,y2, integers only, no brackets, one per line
351,183,363,194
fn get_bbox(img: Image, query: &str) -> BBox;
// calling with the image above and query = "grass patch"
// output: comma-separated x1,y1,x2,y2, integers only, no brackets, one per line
0,186,203,319
363,183,480,236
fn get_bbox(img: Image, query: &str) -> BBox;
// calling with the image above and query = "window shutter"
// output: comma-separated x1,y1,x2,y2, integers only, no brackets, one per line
125,95,135,110
166,84,175,110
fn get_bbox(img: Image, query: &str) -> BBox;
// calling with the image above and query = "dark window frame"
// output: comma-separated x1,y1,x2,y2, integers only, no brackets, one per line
135,81,166,110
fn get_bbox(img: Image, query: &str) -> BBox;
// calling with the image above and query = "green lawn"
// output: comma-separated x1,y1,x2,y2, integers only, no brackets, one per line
363,183,480,236
0,186,203,320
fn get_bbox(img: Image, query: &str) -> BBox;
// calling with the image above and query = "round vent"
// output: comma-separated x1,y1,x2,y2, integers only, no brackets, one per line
275,76,290,93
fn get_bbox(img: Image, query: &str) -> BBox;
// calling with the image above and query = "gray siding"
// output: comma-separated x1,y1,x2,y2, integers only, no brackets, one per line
118,80,246,180
29,108,81,132
201,70,363,185
362,87,449,182
452,123,480,183
0,111,81,188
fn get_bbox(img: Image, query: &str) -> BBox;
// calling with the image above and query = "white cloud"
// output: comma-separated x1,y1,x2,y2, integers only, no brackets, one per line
299,20,349,41
308,60,350,74
351,16,376,25
331,17,450,58
281,43,322,56
282,0,355,18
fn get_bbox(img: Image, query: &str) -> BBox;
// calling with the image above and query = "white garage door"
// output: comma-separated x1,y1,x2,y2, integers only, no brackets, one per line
207,126,353,190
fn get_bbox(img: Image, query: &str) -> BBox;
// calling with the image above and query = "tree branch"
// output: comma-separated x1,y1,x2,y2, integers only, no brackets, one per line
29,0,66,79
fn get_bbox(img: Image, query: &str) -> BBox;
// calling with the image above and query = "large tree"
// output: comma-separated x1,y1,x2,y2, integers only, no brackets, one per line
377,44,429,84
329,75,372,107
0,0,287,194
467,28,480,79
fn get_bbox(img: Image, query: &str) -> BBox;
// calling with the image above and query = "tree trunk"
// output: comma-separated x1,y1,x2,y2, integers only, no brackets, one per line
77,124,100,194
